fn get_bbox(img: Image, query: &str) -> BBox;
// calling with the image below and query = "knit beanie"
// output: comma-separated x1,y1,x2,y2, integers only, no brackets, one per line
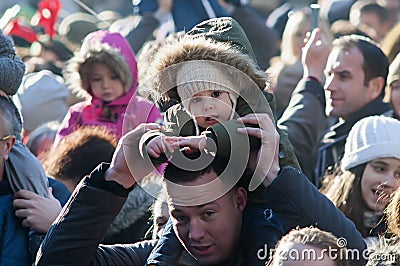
341,116,400,171
0,30,26,95
176,60,239,118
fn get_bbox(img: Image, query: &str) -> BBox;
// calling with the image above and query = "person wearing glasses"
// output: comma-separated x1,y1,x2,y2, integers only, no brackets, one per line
0,95,70,264
0,30,71,262
0,95,32,265
0,30,51,198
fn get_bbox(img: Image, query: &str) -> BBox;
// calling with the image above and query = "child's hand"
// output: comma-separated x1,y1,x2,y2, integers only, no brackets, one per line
106,123,162,188
164,135,208,154
147,135,179,158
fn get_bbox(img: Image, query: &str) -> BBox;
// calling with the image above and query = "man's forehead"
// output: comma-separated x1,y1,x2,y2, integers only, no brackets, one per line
168,200,221,213
326,47,363,71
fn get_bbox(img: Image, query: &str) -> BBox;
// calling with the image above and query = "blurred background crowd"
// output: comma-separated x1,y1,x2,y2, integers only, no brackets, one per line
3,0,400,264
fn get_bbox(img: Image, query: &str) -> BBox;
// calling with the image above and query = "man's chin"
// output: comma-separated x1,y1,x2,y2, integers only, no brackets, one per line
188,248,223,265
195,257,223,266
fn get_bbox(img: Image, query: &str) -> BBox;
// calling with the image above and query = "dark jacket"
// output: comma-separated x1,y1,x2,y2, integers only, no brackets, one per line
278,77,328,181
314,97,391,185
147,167,366,266
48,178,71,206
264,167,366,259
0,178,30,265
37,164,157,266
36,164,366,266
146,201,284,266
0,174,70,265
278,77,391,185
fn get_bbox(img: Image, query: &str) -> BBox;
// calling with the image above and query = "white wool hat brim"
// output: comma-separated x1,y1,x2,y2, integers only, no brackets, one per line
341,116,400,171
342,142,400,170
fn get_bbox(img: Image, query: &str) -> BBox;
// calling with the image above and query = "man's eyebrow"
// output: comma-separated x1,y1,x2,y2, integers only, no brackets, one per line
337,70,351,75
197,202,219,209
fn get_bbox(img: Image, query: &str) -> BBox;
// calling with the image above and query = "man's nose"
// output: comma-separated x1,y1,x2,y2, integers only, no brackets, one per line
188,220,205,241
324,75,335,91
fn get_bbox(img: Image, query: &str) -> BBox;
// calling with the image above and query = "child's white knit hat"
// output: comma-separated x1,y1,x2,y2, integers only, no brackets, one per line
176,60,239,116
341,116,400,171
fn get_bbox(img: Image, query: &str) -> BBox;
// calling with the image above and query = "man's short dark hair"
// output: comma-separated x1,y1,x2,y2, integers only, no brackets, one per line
333,34,389,97
163,150,254,192
163,151,229,184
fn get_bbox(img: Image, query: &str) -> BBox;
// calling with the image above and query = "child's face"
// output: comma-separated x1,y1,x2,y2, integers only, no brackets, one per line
89,63,125,102
189,90,233,129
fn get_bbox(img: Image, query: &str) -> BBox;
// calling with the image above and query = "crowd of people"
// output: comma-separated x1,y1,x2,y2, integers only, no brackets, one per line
2,0,400,265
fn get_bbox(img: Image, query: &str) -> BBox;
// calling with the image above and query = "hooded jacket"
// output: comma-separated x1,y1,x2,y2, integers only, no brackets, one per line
56,30,162,143
146,17,300,170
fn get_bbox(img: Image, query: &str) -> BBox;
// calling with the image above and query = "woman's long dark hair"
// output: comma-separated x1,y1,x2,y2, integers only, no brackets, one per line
320,164,369,236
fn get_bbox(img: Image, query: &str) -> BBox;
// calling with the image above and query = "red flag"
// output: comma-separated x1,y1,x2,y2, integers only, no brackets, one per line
37,0,61,38
4,19,38,44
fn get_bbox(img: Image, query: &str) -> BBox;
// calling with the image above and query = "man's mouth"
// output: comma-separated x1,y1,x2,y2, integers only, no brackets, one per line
191,244,214,256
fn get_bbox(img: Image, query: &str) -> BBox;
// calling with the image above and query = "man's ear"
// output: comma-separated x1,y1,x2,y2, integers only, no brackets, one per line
367,76,385,100
3,136,16,161
234,187,247,212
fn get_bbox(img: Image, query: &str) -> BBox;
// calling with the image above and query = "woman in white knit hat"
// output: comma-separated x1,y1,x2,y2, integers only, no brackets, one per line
320,115,400,242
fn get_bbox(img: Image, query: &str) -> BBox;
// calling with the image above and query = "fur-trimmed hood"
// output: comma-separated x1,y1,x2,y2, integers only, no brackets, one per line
147,36,269,103
64,30,138,104
143,17,301,175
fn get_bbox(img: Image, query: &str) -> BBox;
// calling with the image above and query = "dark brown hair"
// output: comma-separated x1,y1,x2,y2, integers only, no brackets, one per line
44,126,116,188
320,164,369,236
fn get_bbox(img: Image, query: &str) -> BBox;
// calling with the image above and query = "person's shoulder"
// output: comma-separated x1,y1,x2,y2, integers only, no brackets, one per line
48,178,71,206
127,239,159,264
